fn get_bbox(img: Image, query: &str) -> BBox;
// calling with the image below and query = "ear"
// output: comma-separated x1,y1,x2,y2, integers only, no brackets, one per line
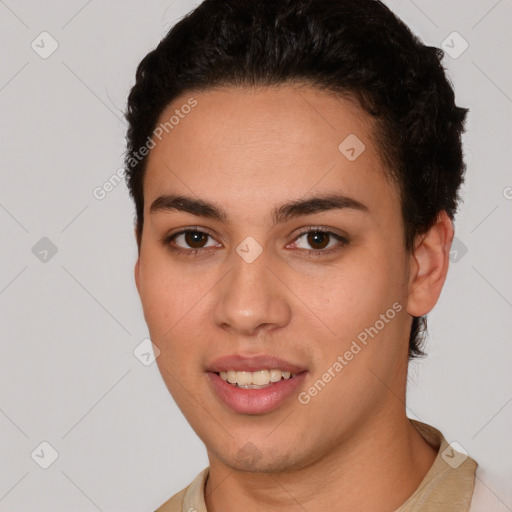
406,211,454,317
134,227,141,296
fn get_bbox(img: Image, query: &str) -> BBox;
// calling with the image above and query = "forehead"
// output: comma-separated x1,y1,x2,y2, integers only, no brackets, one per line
143,85,398,222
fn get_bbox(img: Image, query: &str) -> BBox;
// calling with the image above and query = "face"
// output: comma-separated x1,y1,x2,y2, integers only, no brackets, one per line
135,85,415,472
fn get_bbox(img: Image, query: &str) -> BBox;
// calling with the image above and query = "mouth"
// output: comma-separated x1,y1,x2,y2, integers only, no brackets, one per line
206,355,308,414
216,369,297,389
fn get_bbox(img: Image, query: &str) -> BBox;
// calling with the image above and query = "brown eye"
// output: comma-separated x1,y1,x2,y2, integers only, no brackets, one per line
307,231,330,250
184,230,209,248
291,228,349,255
163,229,220,254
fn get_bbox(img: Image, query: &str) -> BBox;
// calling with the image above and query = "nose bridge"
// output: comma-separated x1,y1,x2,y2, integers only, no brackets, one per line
212,240,291,335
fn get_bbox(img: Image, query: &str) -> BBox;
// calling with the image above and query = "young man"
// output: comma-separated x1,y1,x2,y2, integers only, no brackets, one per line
124,0,482,510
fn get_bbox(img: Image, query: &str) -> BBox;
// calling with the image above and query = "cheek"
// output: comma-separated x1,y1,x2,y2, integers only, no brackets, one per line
143,269,204,401
138,254,201,346
292,251,408,423
302,249,404,339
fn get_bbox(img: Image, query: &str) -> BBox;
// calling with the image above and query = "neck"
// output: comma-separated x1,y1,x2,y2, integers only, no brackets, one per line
205,412,437,512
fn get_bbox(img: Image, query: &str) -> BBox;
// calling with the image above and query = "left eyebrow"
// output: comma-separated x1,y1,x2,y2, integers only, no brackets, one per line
149,192,368,225
272,193,368,224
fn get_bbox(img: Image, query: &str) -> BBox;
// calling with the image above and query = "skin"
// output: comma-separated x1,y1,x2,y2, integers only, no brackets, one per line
134,85,454,511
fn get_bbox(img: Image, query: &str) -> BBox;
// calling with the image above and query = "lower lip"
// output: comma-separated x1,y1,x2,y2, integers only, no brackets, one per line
207,372,307,415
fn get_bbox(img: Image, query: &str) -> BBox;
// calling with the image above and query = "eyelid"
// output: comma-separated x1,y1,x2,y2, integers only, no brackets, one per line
162,225,216,240
293,225,349,240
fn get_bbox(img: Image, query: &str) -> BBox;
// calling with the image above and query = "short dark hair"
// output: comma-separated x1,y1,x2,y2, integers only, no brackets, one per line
124,0,468,359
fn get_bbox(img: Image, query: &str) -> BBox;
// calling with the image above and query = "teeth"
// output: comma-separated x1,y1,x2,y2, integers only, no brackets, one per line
237,371,253,386
269,369,282,382
252,370,270,385
218,369,296,387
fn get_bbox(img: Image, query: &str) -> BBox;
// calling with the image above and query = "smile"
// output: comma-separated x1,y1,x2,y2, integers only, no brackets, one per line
218,369,297,388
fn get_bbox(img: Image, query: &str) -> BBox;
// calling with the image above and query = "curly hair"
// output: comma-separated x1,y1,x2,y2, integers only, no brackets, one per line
124,0,468,359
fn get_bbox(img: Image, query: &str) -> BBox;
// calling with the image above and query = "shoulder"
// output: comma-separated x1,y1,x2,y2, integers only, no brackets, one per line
154,487,186,512
154,468,209,512
396,419,477,511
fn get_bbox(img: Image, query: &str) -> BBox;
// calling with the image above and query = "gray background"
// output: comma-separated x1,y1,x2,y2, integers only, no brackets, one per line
0,0,511,510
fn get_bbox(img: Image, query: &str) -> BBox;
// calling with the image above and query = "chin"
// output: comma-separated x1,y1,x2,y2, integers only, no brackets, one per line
209,440,315,474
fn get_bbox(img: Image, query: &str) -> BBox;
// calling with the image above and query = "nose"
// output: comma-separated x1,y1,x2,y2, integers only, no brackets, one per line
211,244,292,337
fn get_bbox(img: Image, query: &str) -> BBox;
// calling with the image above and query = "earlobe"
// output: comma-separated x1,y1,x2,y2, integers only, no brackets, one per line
406,211,454,317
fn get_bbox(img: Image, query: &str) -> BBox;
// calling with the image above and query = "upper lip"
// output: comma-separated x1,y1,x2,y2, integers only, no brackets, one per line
206,354,307,374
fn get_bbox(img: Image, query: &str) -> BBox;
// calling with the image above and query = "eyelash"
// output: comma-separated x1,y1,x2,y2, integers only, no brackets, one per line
160,227,349,258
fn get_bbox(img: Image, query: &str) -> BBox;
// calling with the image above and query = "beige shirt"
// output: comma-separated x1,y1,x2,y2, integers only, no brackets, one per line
155,419,477,512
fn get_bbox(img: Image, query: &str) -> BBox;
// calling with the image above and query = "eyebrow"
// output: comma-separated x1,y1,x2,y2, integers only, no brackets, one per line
149,192,368,225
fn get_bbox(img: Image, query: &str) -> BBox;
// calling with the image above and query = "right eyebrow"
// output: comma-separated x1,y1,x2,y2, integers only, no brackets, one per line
149,194,228,222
